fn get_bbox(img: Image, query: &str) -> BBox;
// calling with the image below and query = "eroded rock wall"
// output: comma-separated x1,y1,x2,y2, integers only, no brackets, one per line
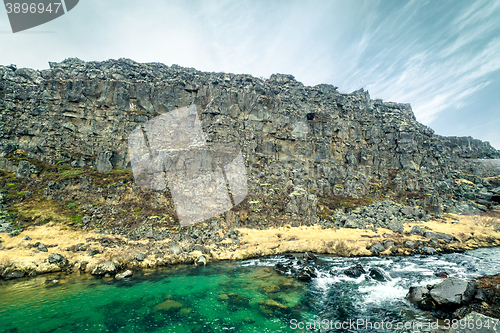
1,58,499,219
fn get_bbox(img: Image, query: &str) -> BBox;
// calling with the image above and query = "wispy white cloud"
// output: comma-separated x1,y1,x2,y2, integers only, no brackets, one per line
332,0,500,125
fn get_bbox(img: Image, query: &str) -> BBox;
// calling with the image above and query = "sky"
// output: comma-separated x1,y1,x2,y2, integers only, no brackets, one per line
1,0,499,149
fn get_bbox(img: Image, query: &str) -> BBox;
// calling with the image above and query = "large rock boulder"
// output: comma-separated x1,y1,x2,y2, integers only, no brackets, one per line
424,231,455,243
430,277,476,306
48,253,68,266
91,261,117,275
1,269,25,280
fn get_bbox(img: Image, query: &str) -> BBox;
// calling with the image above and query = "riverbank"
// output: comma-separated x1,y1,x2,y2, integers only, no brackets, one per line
1,212,500,280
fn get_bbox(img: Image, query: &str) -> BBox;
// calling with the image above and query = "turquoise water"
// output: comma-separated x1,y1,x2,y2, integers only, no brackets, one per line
2,248,500,333
0,264,309,333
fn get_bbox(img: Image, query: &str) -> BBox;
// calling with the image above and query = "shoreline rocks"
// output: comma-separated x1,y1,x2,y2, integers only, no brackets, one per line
408,274,500,321
91,261,117,276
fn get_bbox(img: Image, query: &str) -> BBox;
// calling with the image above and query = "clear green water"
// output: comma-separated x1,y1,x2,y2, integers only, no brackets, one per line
0,264,311,333
2,248,500,333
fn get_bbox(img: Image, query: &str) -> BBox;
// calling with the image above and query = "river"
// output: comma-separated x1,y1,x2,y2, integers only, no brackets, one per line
2,248,500,333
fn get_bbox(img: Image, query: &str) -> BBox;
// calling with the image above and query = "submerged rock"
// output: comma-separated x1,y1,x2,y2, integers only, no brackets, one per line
217,293,250,307
262,285,280,293
154,299,183,312
258,299,289,314
435,270,448,278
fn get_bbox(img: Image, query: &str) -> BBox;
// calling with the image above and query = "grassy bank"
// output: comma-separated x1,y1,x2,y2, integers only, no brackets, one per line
1,212,500,280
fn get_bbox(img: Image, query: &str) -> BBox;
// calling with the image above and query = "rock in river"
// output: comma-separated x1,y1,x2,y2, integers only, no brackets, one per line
115,270,133,280
344,264,366,278
297,266,316,281
368,267,390,282
430,277,476,307
407,285,436,310
195,255,207,266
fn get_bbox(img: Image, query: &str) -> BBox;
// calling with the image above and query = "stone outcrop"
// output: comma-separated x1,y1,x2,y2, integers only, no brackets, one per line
407,277,476,315
322,200,428,232
0,58,499,234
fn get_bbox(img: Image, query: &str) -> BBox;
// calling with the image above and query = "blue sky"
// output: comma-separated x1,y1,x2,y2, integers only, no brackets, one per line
1,0,499,149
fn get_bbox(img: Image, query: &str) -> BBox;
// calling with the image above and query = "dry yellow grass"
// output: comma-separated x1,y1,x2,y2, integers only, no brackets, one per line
212,225,376,260
215,213,500,260
1,213,500,277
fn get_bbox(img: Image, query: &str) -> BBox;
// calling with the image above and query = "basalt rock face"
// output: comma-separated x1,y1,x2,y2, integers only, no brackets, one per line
0,58,499,228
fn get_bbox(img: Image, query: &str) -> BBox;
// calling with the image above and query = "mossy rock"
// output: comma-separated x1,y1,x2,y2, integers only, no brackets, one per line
227,293,250,307
262,285,280,293
258,299,290,315
179,308,192,315
153,299,183,312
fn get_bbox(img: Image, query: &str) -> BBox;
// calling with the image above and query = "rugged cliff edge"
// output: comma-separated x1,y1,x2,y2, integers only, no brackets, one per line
1,58,500,280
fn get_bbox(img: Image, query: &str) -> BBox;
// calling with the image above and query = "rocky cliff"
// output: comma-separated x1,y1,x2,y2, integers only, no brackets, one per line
0,58,499,237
